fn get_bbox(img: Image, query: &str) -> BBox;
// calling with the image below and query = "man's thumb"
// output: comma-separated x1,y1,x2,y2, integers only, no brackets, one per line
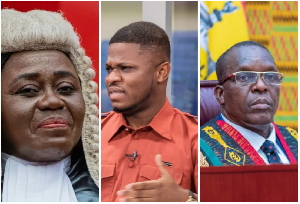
155,154,170,178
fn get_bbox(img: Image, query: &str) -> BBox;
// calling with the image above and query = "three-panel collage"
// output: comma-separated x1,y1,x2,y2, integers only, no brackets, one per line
0,1,298,202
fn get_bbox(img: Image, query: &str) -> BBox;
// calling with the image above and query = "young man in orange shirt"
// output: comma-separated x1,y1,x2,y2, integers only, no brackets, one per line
101,22,198,202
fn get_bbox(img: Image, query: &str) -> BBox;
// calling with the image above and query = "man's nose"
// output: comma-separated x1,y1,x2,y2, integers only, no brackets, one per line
37,89,65,110
252,74,268,93
105,69,122,86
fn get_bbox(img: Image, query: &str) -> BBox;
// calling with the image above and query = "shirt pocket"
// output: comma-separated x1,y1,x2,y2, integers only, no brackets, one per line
139,163,184,185
101,163,115,202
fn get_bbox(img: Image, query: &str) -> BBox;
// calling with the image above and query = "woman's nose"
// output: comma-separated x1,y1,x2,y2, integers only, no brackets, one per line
37,89,65,110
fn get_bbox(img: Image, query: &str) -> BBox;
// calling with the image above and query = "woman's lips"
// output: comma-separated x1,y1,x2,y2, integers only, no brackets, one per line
38,118,69,128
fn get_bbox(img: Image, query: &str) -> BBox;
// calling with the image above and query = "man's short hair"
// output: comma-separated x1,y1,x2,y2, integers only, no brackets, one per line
109,21,171,62
216,41,272,84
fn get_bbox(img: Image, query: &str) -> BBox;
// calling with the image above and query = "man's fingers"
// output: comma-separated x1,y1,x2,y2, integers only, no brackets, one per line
117,188,157,198
155,154,171,178
119,197,154,202
124,180,160,190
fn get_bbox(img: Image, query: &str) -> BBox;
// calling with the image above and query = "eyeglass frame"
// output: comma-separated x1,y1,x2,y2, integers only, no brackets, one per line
221,71,284,85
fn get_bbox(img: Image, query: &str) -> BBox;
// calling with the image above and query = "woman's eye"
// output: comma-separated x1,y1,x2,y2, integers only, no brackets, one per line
16,86,39,97
57,85,76,95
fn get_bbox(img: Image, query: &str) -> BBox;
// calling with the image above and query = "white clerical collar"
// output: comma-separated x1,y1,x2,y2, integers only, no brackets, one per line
1,152,71,173
1,153,77,202
221,113,276,152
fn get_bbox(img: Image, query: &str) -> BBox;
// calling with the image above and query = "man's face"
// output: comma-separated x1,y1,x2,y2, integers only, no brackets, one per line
105,43,159,114
1,50,85,162
220,46,280,128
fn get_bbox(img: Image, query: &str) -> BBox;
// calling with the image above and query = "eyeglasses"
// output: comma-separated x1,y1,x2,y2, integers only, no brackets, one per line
222,71,284,85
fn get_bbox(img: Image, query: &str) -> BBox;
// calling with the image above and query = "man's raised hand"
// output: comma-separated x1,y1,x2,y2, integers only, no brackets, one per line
117,154,189,202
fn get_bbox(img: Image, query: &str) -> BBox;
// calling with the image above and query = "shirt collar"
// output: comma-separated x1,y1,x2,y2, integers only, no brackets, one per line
148,99,174,140
106,98,174,141
104,112,127,142
221,113,275,151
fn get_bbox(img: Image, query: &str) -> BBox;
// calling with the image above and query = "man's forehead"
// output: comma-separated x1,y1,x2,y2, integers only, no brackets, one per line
231,46,274,61
107,43,162,64
228,46,276,71
108,43,145,56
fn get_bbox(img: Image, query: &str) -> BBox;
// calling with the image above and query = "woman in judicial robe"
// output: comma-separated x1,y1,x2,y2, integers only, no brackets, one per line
1,9,99,202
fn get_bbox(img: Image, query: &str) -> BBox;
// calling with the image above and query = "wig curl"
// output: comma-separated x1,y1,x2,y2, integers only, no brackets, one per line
1,9,99,186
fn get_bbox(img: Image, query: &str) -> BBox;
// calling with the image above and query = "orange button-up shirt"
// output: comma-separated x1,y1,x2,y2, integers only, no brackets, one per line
101,99,198,202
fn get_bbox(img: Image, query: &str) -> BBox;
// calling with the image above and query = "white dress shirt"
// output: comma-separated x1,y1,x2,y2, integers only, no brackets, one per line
221,114,290,164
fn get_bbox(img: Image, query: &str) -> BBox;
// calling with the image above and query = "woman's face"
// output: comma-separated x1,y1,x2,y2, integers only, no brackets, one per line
1,50,85,162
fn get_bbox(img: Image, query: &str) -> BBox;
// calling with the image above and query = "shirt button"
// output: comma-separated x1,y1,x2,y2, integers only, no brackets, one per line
128,162,134,168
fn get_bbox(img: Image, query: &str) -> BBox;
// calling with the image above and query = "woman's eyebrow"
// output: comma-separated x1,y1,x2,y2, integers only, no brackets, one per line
54,70,81,86
10,71,78,86
54,71,77,79
10,72,39,86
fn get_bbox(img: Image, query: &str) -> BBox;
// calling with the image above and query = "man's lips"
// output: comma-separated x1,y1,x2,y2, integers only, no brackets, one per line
107,87,125,100
250,99,272,109
38,118,69,128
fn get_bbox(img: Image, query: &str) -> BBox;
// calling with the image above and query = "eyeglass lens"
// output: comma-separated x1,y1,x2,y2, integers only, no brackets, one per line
235,72,283,85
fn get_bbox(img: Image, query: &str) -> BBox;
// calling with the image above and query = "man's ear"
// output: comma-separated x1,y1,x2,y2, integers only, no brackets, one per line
214,85,225,105
156,62,170,83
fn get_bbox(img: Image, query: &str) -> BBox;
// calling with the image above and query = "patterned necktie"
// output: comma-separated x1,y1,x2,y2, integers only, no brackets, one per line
260,140,282,164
